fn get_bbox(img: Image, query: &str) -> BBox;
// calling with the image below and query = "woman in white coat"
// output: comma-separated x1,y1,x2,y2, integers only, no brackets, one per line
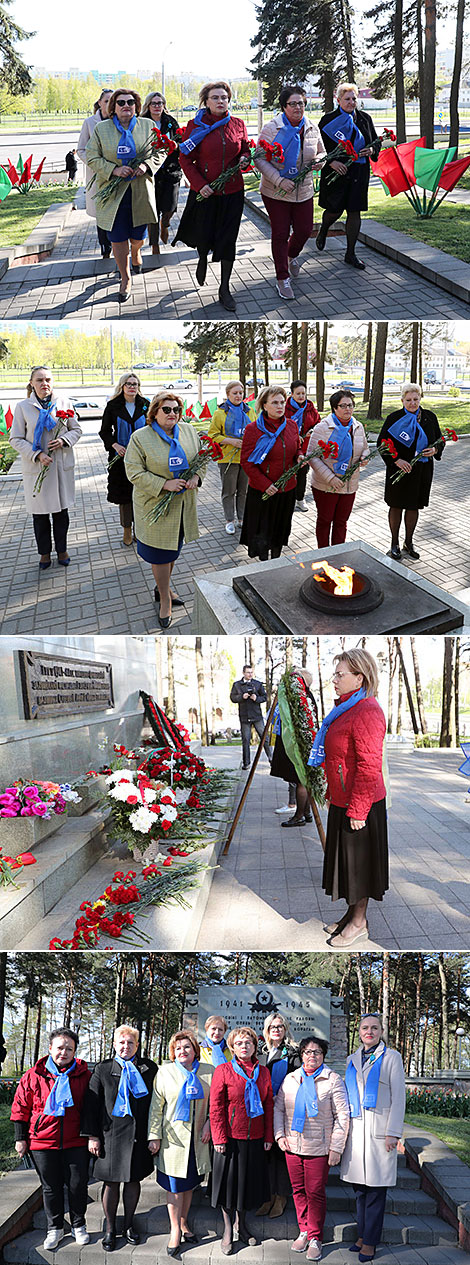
77,89,113,257
10,366,82,570
341,1014,406,1262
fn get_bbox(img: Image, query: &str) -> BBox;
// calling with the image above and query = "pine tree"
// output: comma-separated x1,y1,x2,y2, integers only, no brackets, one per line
0,0,33,94
249,0,355,110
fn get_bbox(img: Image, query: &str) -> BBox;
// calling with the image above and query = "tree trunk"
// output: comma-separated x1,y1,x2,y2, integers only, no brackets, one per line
315,322,328,411
420,1007,429,1075
449,0,465,153
387,638,395,734
285,637,293,667
316,637,325,720
367,322,388,421
417,0,425,137
422,0,437,148
291,323,299,379
20,999,30,1074
302,637,308,668
394,0,407,142
167,641,175,718
195,637,210,745
440,637,456,747
354,956,366,1016
262,325,270,384
454,636,460,742
238,324,247,388
396,660,403,734
362,323,373,404
0,954,6,1070
114,956,127,1031
323,69,335,114
410,636,428,734
418,322,423,386
438,953,450,1067
410,324,419,382
395,637,420,734
249,325,258,395
265,637,272,705
33,993,43,1066
382,953,390,1043
413,953,423,1075
300,322,309,382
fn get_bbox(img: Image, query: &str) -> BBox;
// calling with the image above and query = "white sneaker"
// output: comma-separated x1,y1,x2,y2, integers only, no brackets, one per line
225,521,236,534
294,500,309,513
71,1226,90,1245
43,1228,65,1250
276,278,295,301
306,1240,322,1261
289,258,301,278
275,804,296,814
291,1232,309,1252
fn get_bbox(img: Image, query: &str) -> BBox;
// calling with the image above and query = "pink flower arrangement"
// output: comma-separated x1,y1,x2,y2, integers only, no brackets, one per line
0,781,68,818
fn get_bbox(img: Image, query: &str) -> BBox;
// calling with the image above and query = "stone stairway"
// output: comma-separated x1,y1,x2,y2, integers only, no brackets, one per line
3,1157,461,1265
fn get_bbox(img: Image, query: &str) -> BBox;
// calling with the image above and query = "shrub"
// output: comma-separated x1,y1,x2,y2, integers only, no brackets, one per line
406,1087,470,1118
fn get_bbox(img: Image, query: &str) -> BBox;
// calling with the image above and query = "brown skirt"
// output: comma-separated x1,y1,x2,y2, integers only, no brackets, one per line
322,798,388,904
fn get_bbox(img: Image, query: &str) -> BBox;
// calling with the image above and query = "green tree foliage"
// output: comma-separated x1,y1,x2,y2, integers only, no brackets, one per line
0,0,33,95
250,0,355,110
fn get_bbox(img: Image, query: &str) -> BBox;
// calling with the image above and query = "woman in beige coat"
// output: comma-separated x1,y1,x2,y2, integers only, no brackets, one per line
148,1030,212,1255
306,389,369,547
124,392,202,629
86,88,162,301
77,88,112,257
274,1034,349,1262
255,84,325,301
10,366,82,570
341,1014,406,1261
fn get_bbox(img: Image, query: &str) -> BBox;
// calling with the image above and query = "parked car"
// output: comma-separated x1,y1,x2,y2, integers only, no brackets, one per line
384,378,400,385
334,379,363,391
133,362,157,369
246,378,265,389
70,399,103,420
163,378,193,390
424,371,437,384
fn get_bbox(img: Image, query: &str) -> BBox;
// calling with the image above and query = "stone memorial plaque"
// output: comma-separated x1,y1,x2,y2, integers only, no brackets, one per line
18,650,114,720
198,985,330,1041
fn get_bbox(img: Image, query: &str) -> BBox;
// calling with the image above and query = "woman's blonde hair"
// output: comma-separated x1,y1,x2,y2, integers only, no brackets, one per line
168,1029,200,1061
107,89,142,118
27,366,52,397
226,1026,259,1054
110,371,142,400
293,666,313,687
225,381,244,396
199,80,232,107
401,382,422,399
141,91,166,118
146,392,184,425
257,384,287,414
334,648,379,698
113,1024,140,1045
204,1014,228,1034
336,82,358,100
262,1012,294,1047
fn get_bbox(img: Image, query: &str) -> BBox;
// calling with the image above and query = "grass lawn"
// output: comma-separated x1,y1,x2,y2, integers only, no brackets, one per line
364,186,470,263
0,1104,18,1175
354,395,470,434
0,186,76,249
405,1113,470,1167
0,439,19,473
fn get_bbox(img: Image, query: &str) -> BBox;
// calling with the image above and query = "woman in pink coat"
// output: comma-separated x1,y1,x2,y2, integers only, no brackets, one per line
308,649,387,949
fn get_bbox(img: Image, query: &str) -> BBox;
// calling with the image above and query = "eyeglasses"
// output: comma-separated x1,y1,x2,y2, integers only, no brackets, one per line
337,402,354,409
150,99,164,107
332,670,350,678
303,1049,323,1058
287,101,304,109
116,98,135,107
161,405,180,415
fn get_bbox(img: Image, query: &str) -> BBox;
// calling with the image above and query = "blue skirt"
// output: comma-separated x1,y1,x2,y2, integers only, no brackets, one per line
137,520,184,565
156,1132,203,1194
109,185,148,243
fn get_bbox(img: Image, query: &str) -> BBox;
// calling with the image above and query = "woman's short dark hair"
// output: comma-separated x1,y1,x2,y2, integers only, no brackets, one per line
299,1034,329,1059
199,81,232,107
49,1027,78,1048
330,388,355,412
291,379,307,392
107,89,142,118
279,84,307,111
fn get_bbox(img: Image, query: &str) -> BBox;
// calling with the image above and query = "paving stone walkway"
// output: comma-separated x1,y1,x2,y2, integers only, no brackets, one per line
0,188,469,319
196,748,470,952
0,426,468,634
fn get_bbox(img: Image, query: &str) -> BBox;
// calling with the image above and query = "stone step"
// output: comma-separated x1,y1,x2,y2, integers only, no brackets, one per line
0,809,110,949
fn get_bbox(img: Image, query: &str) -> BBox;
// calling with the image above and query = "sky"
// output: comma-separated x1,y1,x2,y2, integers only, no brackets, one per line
11,0,464,79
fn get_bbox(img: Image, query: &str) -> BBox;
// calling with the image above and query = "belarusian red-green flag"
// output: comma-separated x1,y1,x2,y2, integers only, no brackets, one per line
0,406,7,435
414,147,456,192
17,153,24,173
0,168,12,202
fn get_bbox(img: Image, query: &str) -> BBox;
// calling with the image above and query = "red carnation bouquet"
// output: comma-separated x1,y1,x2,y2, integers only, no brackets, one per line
196,139,284,201
261,438,339,499
324,138,358,185
32,408,75,497
340,436,398,484
92,129,177,210
390,427,457,484
146,432,224,523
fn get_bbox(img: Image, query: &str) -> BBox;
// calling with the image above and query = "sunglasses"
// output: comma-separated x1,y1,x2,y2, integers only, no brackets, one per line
116,98,135,107
161,405,180,415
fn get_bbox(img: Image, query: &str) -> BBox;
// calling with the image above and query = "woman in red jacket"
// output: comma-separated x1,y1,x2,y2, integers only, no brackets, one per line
240,386,300,561
176,81,251,311
285,379,321,513
308,649,388,950
11,1028,91,1251
210,1026,274,1255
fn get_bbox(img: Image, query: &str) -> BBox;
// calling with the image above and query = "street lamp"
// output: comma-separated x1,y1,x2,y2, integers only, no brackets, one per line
456,1026,465,1069
162,42,173,97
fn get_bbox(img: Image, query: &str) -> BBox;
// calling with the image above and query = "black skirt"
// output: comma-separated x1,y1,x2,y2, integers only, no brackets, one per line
155,163,181,218
319,160,371,214
240,486,296,560
174,188,244,262
270,733,298,785
211,1138,270,1211
322,798,389,904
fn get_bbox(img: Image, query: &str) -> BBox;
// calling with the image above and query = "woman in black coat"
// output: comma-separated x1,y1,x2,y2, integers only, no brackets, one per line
99,372,149,546
141,92,182,252
316,83,381,270
257,1013,300,1218
83,1025,158,1251
377,382,443,561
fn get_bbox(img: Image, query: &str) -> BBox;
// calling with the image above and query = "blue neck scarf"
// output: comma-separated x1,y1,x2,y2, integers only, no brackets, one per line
328,412,354,474
247,414,287,465
345,1045,386,1118
174,1059,205,1121
274,113,305,177
112,1056,149,1117
322,109,367,163
32,400,57,453
116,401,147,447
387,409,429,462
114,113,137,164
308,687,367,767
179,108,230,155
291,1066,324,1132
204,1036,229,1067
151,420,189,477
222,399,250,438
44,1057,77,1116
231,1058,264,1118
272,703,282,735
270,1051,289,1097
289,397,307,432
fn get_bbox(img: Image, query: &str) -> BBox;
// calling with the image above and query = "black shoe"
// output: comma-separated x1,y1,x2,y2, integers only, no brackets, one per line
158,613,172,629
166,1245,181,1257
218,284,236,312
315,226,327,251
281,816,306,828
103,249,112,259
390,544,401,561
242,764,250,770
125,1228,140,1245
196,255,207,286
131,263,142,274
39,556,51,570
154,586,184,607
403,542,420,560
304,813,313,822
102,1233,116,1251
182,1233,198,1243
118,288,131,302
344,252,366,270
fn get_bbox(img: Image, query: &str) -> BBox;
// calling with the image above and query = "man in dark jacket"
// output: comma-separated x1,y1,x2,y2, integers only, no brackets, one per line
230,665,273,769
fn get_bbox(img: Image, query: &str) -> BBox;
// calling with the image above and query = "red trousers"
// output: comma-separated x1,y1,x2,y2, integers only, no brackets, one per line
285,1152,329,1241
312,488,356,548
262,195,314,280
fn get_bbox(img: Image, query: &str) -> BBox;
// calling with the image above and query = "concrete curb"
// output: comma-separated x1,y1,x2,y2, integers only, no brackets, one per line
0,201,75,280
403,1123,470,1251
244,189,470,304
